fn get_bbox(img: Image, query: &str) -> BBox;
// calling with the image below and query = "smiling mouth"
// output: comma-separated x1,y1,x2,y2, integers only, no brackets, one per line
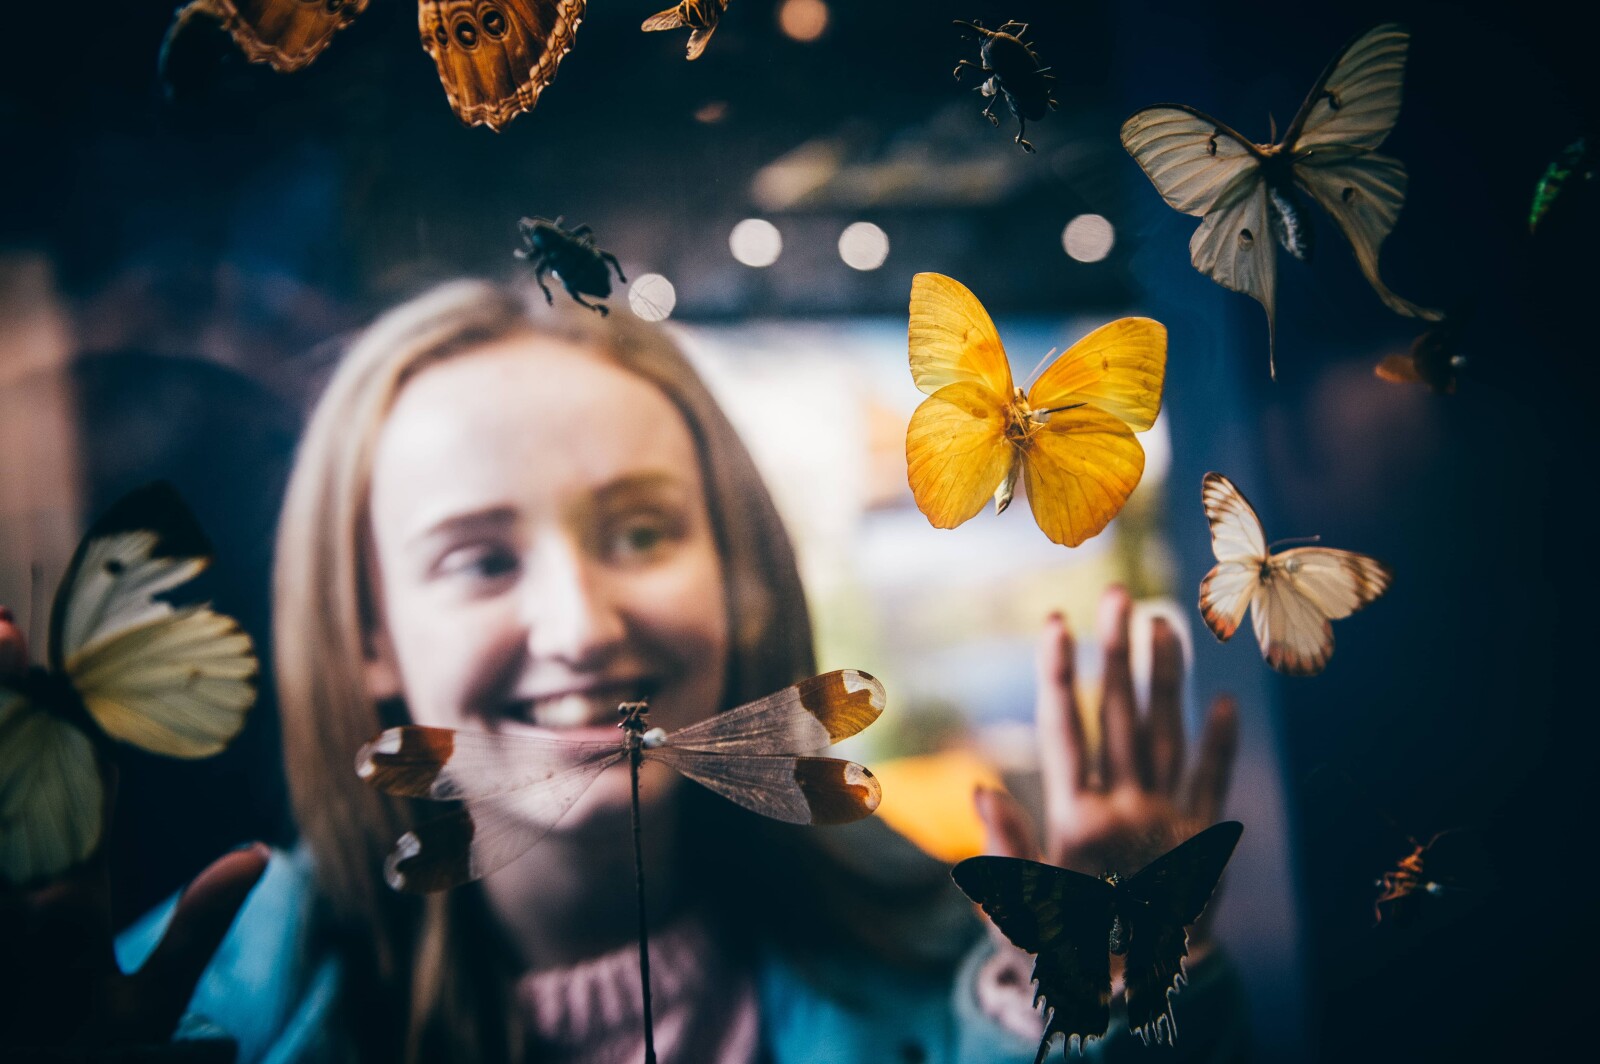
506,679,660,728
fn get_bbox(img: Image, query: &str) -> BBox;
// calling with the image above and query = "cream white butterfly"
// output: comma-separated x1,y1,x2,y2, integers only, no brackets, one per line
1121,23,1441,378
0,484,257,888
1199,473,1391,676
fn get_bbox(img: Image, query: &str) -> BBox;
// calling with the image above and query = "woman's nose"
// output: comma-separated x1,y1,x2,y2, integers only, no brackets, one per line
520,538,626,667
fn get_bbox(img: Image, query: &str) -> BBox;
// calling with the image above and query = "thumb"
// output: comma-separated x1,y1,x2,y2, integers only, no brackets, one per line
125,843,269,1040
974,785,1038,860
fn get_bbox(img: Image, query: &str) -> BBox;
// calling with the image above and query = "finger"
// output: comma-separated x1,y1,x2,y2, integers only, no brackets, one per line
1186,696,1240,824
1097,586,1139,789
129,844,269,1040
1035,612,1086,837
1144,617,1185,794
974,785,1039,860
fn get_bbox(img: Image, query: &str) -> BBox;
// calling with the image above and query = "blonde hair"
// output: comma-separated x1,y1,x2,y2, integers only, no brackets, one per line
273,280,818,1061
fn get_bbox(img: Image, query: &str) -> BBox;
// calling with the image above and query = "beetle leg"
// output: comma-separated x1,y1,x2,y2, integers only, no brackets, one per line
532,262,555,305
601,251,627,284
570,289,609,316
570,223,593,238
981,96,1000,124
1015,116,1035,154
953,58,978,80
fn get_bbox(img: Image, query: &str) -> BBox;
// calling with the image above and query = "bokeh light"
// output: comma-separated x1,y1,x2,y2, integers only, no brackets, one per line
729,218,783,267
628,273,676,321
837,222,890,270
1062,213,1116,262
778,0,829,43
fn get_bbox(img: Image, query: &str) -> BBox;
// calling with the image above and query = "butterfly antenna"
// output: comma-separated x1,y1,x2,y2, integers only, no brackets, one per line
1266,534,1322,551
1023,347,1059,391
1269,111,1279,143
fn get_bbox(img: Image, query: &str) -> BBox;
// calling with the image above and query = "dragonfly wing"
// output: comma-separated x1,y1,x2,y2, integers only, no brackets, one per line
383,749,625,892
357,725,619,799
664,669,885,755
649,748,880,825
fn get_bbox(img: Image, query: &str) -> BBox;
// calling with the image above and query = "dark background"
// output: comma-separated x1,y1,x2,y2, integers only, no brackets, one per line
2,1,1594,1058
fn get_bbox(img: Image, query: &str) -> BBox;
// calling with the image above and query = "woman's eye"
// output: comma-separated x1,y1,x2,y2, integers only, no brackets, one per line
607,516,679,561
436,544,518,582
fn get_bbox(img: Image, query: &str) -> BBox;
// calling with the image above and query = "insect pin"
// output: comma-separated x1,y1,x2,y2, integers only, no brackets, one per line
953,20,1058,153
514,216,627,316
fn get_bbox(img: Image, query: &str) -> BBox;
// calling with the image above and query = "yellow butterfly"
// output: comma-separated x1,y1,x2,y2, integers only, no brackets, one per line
1120,23,1441,378
1199,472,1391,676
0,484,257,888
905,273,1167,548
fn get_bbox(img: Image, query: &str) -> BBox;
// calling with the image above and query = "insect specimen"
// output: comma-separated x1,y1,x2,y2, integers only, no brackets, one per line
1529,137,1592,234
163,0,584,131
1374,315,1466,394
1199,472,1391,676
1373,830,1463,925
905,272,1167,547
357,668,884,892
1121,23,1441,378
515,216,627,316
0,484,257,888
642,0,730,62
359,669,884,1060
953,20,1058,153
953,822,1244,1057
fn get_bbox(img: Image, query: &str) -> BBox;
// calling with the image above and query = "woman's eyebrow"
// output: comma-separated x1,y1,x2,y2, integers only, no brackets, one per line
406,505,518,552
591,471,692,506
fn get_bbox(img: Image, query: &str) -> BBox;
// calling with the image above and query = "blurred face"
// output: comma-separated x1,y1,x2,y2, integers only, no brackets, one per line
364,333,729,821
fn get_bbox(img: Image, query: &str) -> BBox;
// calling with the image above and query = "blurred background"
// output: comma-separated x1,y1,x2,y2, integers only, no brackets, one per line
2,0,1594,1057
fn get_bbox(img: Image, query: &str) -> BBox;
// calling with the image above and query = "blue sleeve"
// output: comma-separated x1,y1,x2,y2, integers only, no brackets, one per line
115,847,348,1064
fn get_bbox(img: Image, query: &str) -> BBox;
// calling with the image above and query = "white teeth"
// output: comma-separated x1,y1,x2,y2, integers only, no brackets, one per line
529,693,602,728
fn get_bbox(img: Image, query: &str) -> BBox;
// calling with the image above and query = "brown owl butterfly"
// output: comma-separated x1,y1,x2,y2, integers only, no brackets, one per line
167,0,586,131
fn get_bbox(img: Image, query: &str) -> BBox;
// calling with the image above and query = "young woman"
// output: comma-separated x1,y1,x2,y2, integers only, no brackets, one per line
8,280,1243,1062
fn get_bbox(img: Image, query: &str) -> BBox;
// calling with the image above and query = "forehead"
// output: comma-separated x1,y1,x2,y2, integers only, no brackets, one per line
370,334,702,529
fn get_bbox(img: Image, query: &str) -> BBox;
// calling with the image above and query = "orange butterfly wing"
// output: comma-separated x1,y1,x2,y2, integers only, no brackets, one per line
174,0,368,72
420,0,586,131
905,275,1017,530
1021,318,1166,547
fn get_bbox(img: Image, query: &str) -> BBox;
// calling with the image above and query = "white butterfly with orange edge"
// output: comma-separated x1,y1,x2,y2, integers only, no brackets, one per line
1199,472,1391,676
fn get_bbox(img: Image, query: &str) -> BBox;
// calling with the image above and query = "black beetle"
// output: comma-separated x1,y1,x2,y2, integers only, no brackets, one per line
515,217,627,316
953,20,1058,153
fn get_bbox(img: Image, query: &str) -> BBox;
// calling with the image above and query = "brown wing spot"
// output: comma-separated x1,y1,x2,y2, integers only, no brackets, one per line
1341,186,1357,204
104,559,125,576
357,726,456,793
454,18,479,48
794,759,881,824
482,7,508,38
1238,228,1254,247
797,670,884,741
386,810,477,893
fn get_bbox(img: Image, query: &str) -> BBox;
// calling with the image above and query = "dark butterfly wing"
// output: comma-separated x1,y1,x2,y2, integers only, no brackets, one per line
1119,821,1243,1043
953,856,1116,1058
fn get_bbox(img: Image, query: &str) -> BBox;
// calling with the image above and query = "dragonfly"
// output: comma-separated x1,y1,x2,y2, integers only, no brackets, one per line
357,668,886,1062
